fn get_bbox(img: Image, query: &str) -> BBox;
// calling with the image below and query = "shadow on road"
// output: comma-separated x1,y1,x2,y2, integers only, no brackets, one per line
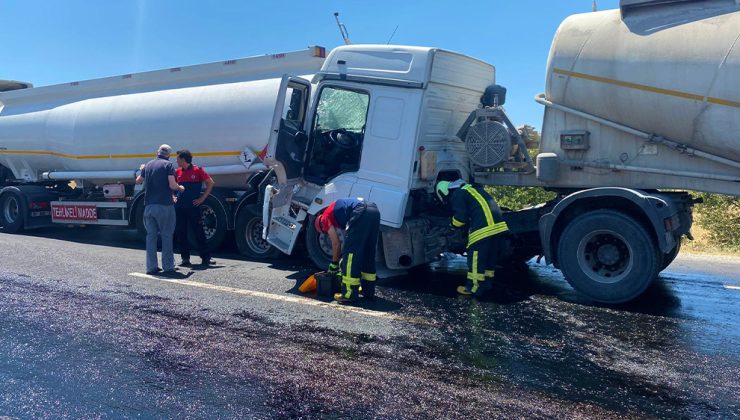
20,225,147,250
277,266,405,312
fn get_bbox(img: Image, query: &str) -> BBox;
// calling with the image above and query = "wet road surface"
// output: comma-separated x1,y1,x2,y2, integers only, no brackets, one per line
1,227,738,418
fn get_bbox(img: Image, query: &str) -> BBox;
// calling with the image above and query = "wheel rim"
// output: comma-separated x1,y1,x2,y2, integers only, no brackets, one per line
244,216,271,254
3,196,19,224
576,229,633,284
317,231,333,257
313,228,344,260
200,206,218,240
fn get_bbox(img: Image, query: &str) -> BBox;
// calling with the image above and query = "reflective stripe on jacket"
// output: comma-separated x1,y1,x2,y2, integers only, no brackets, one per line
450,184,508,247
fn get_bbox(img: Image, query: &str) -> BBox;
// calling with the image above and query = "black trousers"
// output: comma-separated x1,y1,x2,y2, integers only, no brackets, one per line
175,207,210,263
466,234,505,283
340,202,380,288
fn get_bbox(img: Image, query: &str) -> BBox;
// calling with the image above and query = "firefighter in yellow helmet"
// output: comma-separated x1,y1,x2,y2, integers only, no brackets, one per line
436,180,509,296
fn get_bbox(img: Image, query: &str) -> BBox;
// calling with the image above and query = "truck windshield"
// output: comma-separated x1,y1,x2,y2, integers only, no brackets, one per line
315,87,369,132
304,86,370,184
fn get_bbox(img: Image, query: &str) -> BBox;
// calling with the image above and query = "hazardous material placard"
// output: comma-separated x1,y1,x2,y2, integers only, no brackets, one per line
51,204,98,222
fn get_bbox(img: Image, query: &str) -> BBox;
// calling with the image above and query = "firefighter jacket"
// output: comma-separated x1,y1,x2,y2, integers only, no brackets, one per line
450,184,509,247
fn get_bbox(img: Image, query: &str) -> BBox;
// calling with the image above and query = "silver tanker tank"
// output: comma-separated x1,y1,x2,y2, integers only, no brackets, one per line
0,47,326,189
536,0,740,196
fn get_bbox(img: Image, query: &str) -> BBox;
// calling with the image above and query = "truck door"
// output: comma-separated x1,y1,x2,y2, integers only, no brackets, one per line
263,75,312,185
262,75,312,254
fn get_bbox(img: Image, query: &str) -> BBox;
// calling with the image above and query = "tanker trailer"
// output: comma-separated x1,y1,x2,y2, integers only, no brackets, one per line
472,0,739,302
0,46,326,257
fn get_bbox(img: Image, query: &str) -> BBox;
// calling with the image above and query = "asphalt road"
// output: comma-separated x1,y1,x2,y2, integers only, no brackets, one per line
1,226,738,418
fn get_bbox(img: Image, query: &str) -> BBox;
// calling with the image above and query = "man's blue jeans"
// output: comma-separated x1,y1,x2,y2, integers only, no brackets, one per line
144,204,176,272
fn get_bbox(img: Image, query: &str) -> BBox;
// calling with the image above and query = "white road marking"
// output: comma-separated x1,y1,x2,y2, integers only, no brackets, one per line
724,285,740,291
128,272,431,325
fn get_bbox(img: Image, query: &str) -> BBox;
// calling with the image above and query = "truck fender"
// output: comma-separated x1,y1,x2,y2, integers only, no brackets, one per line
205,189,234,230
0,185,24,198
233,171,271,221
539,187,678,265
233,191,258,221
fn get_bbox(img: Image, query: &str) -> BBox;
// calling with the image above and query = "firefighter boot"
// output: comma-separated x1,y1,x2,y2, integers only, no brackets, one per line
334,283,359,304
361,280,376,300
457,280,474,296
457,279,481,296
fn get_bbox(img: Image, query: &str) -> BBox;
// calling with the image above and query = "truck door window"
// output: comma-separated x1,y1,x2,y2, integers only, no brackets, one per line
282,87,306,130
274,82,309,180
304,86,370,184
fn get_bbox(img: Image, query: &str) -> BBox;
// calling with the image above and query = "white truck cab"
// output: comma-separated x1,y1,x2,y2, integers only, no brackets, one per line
262,45,496,267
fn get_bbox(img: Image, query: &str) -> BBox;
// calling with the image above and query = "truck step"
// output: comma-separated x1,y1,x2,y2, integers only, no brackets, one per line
267,214,303,254
273,216,297,230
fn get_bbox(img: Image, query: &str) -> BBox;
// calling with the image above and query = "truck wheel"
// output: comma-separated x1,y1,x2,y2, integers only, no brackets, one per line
0,192,25,233
557,209,659,304
306,214,342,270
197,196,227,252
134,202,146,239
660,238,681,271
235,204,281,260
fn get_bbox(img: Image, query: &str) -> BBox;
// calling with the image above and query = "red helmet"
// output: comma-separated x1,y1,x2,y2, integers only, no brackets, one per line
314,211,326,233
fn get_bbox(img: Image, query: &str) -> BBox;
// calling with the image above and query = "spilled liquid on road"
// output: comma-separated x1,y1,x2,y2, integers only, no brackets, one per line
1,252,738,418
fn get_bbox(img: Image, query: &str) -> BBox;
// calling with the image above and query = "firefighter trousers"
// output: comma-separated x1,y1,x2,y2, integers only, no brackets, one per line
465,234,505,295
339,202,380,299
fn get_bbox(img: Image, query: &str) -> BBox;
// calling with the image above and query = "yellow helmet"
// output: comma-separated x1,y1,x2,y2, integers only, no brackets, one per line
436,179,464,202
436,181,451,202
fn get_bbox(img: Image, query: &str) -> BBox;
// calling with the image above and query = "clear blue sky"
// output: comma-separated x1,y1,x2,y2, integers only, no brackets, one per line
0,0,620,130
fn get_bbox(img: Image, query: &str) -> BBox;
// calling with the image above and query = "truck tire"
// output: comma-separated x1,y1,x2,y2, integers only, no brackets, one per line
235,204,281,260
0,191,25,233
557,209,659,304
198,196,227,252
134,201,146,239
660,238,681,271
306,214,341,270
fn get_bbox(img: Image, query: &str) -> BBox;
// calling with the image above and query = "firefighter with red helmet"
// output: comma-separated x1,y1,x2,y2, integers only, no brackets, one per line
314,197,381,303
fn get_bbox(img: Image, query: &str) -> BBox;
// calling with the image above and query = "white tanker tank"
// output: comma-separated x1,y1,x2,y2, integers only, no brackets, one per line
534,0,740,196
0,46,326,189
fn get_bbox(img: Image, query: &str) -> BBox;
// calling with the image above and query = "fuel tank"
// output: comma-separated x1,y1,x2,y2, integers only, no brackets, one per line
0,47,325,188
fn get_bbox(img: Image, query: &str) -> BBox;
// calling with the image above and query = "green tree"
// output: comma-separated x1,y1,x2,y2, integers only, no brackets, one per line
485,186,556,211
693,193,740,251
